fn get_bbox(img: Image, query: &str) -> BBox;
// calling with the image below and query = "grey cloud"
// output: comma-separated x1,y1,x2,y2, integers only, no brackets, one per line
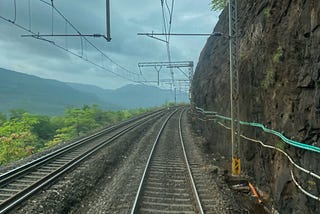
0,0,218,89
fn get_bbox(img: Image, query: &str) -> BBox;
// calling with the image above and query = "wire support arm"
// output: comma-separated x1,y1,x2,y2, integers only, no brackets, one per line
21,34,110,41
137,32,226,37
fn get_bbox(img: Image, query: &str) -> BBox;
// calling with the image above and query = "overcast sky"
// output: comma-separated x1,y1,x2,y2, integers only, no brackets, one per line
0,0,220,89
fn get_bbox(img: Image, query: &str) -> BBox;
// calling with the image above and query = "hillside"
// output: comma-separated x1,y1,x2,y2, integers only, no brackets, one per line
0,68,118,115
0,68,189,115
191,1,320,213
67,83,189,109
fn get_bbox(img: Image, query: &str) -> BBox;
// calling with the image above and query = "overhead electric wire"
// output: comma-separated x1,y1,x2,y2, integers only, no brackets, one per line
38,0,139,77
160,0,175,85
0,7,140,83
28,0,31,30
65,20,68,49
177,67,189,78
167,0,174,35
0,0,158,86
160,0,168,42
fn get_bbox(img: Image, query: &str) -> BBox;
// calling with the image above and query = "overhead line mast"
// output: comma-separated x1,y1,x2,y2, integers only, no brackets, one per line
229,0,241,176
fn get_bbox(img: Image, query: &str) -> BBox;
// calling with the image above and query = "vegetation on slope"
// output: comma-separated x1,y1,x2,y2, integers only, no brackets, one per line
0,105,152,165
210,0,227,11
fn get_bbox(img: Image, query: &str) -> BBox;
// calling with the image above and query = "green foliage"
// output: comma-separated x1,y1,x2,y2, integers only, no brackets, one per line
0,113,39,164
0,113,6,125
9,109,27,120
262,68,276,90
0,105,151,165
272,46,283,64
276,141,286,150
210,0,227,11
261,46,283,90
263,7,271,18
167,102,176,107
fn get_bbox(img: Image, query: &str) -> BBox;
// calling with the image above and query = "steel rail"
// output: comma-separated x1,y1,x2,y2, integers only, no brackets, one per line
0,109,167,213
130,107,204,213
130,108,179,214
178,109,204,214
0,109,164,186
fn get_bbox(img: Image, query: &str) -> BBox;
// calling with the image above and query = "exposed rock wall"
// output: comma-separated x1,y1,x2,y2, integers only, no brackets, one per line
191,0,320,213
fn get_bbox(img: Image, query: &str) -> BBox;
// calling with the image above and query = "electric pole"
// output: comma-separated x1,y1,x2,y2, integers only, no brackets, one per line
229,0,241,176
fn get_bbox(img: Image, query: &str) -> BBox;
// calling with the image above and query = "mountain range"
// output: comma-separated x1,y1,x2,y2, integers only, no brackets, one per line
0,68,188,115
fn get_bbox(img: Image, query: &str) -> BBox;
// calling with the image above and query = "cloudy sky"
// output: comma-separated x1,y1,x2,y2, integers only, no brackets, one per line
0,0,220,89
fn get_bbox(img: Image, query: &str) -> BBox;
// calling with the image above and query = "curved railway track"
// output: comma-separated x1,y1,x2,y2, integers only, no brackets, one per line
131,108,204,214
0,108,169,213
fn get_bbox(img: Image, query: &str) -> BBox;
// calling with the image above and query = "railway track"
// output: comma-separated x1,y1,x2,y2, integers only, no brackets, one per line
0,108,169,213
131,108,204,214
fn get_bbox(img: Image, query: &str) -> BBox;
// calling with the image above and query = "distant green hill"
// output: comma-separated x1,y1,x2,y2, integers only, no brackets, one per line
67,83,190,109
0,68,118,115
0,68,189,115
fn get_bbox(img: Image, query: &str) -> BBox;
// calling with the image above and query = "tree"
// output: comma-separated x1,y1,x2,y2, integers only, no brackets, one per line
32,115,55,141
0,113,6,125
0,105,152,165
0,113,39,165
9,109,27,120
211,0,228,11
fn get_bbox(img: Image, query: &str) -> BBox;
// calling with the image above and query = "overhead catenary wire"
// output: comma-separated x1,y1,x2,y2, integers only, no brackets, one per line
28,0,31,30
0,1,165,86
160,0,175,85
167,0,174,36
38,0,140,77
0,13,139,83
65,20,68,49
0,0,149,84
160,0,168,42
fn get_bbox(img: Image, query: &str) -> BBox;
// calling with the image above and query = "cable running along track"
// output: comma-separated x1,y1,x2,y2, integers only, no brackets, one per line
131,108,204,213
0,109,167,213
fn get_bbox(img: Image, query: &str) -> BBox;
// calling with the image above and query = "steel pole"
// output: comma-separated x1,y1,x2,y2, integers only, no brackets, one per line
229,0,241,176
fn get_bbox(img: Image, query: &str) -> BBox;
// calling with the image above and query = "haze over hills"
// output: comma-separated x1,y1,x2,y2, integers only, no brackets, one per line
0,68,189,115
67,82,189,109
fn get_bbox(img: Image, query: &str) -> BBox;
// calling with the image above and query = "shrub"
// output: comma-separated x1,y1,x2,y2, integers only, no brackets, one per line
262,68,276,90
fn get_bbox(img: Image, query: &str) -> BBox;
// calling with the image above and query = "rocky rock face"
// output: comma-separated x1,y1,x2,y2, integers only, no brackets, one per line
191,0,320,213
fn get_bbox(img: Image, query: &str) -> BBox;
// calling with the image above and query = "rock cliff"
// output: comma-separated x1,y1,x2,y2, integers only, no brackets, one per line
191,0,320,213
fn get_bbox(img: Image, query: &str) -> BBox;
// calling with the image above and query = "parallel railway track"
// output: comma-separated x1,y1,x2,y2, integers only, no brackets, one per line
131,108,204,214
0,108,169,213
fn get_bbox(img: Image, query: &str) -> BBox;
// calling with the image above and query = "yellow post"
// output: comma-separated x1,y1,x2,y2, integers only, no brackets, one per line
232,157,241,175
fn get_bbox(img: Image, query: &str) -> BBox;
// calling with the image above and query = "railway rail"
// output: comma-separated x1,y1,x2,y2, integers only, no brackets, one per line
0,108,169,213
131,108,204,214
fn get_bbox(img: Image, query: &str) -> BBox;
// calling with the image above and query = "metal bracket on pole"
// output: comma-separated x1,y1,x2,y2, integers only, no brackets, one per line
106,0,111,42
229,0,241,176
138,61,193,87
